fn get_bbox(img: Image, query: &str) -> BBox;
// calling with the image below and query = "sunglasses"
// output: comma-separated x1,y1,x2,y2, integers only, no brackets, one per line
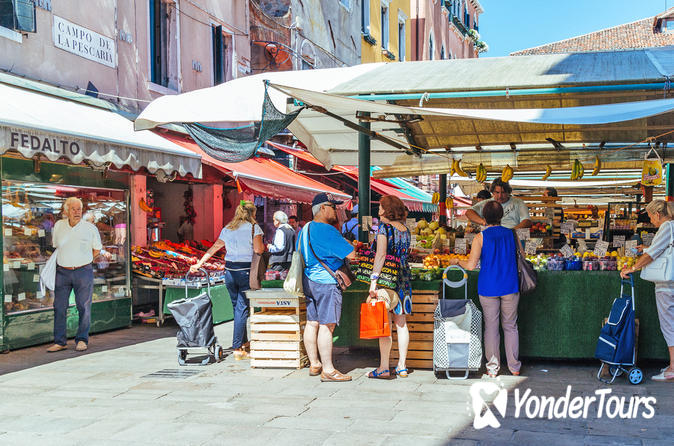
322,203,336,209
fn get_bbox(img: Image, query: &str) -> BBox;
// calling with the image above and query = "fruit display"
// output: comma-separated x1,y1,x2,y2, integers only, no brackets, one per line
529,222,551,237
525,251,628,272
412,219,451,249
422,253,469,269
132,240,225,280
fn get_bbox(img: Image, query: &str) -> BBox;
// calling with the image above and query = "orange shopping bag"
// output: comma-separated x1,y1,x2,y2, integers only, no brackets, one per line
359,301,391,339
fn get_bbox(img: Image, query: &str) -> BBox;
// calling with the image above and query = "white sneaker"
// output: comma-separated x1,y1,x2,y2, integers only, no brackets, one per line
651,369,674,381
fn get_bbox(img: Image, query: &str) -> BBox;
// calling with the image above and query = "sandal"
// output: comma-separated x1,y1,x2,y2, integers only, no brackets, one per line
394,366,408,378
368,369,394,379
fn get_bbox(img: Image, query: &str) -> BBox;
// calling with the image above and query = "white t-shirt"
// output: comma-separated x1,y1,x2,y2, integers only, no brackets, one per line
218,222,263,263
471,197,530,229
53,219,103,267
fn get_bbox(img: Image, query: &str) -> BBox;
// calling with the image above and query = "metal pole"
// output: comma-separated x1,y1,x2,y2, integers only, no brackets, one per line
438,174,447,226
358,114,371,242
665,163,674,201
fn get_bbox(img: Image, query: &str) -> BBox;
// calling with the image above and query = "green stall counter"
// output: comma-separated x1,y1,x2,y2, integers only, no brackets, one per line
162,284,233,325
329,271,669,361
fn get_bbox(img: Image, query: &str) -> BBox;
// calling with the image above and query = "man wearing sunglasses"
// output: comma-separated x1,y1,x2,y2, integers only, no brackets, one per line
297,193,356,382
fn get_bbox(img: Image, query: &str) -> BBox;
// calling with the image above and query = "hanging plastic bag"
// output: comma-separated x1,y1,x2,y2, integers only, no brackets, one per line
642,147,663,186
359,301,391,339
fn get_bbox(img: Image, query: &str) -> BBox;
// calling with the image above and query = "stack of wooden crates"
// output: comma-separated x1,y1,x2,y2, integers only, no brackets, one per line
391,288,440,369
246,288,308,369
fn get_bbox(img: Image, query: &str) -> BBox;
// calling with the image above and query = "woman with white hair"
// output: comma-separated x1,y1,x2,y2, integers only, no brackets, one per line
267,210,296,272
621,199,674,381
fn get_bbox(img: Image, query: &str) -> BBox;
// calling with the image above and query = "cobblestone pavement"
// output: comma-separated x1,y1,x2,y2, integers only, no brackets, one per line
0,321,672,446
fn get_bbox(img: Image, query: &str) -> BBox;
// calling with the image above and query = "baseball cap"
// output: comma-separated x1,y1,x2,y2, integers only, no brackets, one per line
312,193,344,208
352,204,359,214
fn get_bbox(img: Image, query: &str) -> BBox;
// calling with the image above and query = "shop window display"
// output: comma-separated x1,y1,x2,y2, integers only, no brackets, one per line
2,180,129,314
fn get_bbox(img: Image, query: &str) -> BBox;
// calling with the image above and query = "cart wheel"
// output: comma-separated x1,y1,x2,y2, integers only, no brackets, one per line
609,366,624,377
628,367,643,385
215,345,224,362
178,350,187,366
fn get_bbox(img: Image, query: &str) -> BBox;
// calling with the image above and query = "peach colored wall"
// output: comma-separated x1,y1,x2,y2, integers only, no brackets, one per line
0,1,250,114
130,175,148,247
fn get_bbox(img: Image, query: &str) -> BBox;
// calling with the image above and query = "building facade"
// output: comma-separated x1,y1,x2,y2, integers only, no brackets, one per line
410,0,484,61
361,0,411,63
0,0,251,115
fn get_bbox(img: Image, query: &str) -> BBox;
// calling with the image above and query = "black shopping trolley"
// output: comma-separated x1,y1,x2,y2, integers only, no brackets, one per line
595,274,643,385
167,268,226,366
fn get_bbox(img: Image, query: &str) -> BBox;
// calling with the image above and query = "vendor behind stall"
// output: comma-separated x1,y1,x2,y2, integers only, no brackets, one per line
268,211,296,271
465,179,532,229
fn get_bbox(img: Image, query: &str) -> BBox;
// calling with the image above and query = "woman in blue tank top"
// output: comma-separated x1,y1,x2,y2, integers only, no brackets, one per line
450,200,522,378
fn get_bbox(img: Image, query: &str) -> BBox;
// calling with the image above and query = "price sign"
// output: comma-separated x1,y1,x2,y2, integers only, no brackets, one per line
643,233,655,247
455,238,467,255
4,228,12,236
11,261,20,269
585,229,592,239
406,218,416,229
101,286,108,293
38,229,45,237
24,228,32,236
17,292,25,301
545,208,555,219
111,254,117,262
577,239,588,253
33,274,40,283
36,291,44,299
560,222,574,235
4,295,11,303
525,241,538,255
560,244,574,258
625,240,638,257
516,228,530,240
410,235,417,245
594,240,610,257
465,232,476,243
3,264,8,272
27,262,35,270
361,216,373,231
612,235,626,247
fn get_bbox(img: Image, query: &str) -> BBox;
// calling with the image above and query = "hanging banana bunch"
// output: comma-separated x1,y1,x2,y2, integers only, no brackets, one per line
431,192,440,204
592,156,601,176
570,159,585,181
446,197,454,209
501,164,514,182
475,163,487,183
452,159,468,177
541,165,552,181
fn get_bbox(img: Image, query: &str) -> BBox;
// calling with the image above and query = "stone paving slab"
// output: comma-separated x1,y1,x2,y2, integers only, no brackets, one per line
0,320,672,445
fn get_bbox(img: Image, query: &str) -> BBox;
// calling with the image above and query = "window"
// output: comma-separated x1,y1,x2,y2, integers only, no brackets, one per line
339,0,351,9
212,25,233,85
429,34,434,60
440,45,445,60
398,19,405,61
149,0,178,90
664,18,674,33
361,0,370,34
0,0,35,32
381,4,389,50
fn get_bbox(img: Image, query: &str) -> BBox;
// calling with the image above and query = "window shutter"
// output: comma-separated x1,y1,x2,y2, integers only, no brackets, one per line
13,0,35,32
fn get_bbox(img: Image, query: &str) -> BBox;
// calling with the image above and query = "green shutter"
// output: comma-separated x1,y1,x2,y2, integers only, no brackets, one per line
13,0,35,32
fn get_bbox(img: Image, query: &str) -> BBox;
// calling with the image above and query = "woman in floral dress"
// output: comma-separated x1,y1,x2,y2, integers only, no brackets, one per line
367,195,412,379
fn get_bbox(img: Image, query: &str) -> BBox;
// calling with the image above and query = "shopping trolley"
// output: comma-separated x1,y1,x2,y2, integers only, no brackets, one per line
595,274,643,385
433,265,483,379
167,268,226,366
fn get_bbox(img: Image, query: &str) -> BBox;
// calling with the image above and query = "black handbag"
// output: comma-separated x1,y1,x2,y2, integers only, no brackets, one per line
512,230,537,294
307,223,355,291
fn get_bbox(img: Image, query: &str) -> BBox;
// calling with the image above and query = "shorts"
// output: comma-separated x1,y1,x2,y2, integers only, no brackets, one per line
302,275,343,325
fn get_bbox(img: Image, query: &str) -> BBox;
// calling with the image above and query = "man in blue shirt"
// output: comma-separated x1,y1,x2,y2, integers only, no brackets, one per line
341,204,359,242
297,193,356,382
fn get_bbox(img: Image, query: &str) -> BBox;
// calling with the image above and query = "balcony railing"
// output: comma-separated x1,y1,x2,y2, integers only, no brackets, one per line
451,15,468,36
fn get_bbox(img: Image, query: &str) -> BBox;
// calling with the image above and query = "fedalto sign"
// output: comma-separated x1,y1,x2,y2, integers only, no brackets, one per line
52,16,117,68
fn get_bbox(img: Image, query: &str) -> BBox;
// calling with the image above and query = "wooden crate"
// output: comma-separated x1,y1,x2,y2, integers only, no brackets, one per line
391,289,439,369
246,289,308,369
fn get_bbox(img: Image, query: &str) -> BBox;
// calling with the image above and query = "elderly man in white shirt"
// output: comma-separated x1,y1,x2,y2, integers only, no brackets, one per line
465,178,532,230
46,197,104,353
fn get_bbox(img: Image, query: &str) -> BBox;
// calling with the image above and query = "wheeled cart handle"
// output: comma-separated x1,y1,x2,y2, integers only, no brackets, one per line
442,265,468,300
184,268,211,299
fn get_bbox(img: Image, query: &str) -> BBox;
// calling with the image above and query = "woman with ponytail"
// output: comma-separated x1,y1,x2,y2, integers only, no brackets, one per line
191,200,265,359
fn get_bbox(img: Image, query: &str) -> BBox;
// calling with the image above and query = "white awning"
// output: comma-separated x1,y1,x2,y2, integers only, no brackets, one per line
0,83,202,178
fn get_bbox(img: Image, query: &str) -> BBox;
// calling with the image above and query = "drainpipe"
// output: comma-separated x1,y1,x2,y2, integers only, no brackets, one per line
358,113,371,243
439,173,447,225
416,0,420,61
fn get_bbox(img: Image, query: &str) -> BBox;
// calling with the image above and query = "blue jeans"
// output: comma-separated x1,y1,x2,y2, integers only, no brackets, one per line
53,264,94,346
224,266,251,349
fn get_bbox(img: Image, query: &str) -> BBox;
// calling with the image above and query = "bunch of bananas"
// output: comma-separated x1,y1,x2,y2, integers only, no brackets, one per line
475,163,488,183
541,165,552,181
501,164,514,182
446,197,454,209
451,159,468,177
139,199,154,213
592,156,601,176
571,159,585,180
431,192,440,204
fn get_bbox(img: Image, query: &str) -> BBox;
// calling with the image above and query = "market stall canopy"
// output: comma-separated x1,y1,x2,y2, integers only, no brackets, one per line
0,83,202,178
160,133,350,204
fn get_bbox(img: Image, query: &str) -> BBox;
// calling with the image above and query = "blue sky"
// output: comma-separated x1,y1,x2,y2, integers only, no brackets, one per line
479,0,671,57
